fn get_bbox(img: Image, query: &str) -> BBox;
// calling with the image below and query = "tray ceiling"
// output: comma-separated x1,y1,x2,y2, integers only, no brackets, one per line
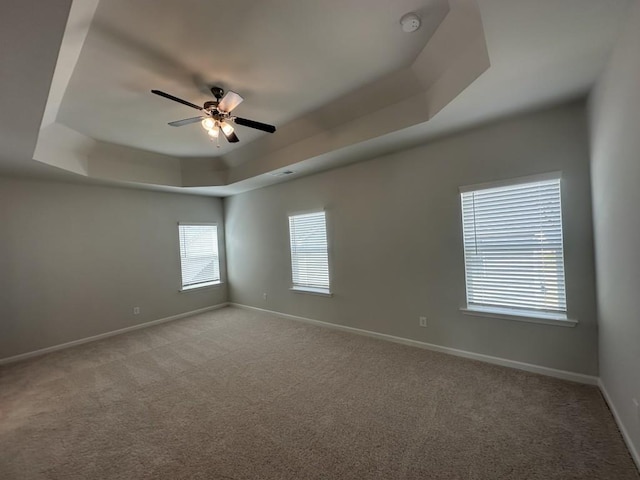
0,0,631,196
57,0,447,157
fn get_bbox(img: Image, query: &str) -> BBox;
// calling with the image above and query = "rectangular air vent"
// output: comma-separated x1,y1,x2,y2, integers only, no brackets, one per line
270,170,295,177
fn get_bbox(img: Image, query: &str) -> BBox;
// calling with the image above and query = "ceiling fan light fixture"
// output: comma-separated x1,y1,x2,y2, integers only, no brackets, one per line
208,126,219,138
201,117,215,130
220,122,234,136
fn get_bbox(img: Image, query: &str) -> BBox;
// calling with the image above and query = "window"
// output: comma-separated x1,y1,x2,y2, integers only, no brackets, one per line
460,174,568,321
288,211,331,295
178,223,220,290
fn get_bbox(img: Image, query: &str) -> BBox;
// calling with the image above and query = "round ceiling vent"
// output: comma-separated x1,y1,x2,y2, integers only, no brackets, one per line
400,13,421,33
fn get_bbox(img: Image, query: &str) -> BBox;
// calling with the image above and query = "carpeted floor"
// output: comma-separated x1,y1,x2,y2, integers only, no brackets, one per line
0,307,638,479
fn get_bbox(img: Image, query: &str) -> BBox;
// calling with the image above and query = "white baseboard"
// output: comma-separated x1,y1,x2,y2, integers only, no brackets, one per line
230,303,599,386
599,379,640,471
0,303,229,365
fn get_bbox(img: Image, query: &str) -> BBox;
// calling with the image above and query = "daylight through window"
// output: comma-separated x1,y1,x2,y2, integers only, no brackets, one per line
178,224,220,290
289,211,330,294
460,175,567,320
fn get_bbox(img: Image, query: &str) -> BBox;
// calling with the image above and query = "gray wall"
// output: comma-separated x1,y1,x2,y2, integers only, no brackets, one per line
225,102,599,375
589,0,640,460
0,178,227,358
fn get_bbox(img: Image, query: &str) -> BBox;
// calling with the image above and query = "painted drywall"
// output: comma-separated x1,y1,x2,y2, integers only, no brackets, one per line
225,102,598,375
0,178,227,358
589,0,640,461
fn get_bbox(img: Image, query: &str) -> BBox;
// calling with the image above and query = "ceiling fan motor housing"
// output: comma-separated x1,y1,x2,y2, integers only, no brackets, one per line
211,86,224,100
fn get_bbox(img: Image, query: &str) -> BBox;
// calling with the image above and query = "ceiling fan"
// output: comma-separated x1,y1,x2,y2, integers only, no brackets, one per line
151,86,276,146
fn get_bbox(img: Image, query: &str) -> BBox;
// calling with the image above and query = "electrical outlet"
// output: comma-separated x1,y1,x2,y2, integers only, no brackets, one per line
263,293,268,300
419,316,427,327
133,306,140,315
633,398,639,422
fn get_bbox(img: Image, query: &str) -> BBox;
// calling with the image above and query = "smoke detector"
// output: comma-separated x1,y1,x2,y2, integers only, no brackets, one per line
400,13,421,33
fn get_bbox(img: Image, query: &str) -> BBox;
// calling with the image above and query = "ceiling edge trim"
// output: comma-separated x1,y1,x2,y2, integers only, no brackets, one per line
40,0,100,129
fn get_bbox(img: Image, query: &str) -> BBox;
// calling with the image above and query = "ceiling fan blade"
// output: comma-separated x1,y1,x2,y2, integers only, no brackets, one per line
151,90,203,111
218,90,244,113
168,116,206,127
233,116,276,133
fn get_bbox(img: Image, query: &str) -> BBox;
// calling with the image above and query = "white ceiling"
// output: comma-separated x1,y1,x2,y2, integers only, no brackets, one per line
0,0,633,196
342,0,634,154
57,0,446,157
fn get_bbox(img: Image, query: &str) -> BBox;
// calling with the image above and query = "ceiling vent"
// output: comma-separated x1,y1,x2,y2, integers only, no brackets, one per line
270,170,295,177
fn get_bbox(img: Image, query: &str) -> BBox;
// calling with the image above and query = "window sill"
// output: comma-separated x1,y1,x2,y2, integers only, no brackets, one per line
180,281,223,293
290,286,333,297
460,307,577,328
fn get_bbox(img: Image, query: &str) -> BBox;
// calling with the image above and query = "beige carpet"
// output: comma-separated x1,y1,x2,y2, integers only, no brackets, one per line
0,307,637,479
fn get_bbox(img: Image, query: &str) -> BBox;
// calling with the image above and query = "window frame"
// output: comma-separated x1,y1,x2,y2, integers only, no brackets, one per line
287,209,333,297
177,222,222,292
458,173,576,327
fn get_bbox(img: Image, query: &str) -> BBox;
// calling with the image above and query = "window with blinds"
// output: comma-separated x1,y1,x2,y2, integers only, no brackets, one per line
288,211,331,294
460,175,567,320
178,224,220,290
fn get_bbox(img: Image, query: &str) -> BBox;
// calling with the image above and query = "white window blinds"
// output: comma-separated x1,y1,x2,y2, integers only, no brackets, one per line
289,211,330,292
460,176,567,319
178,224,220,289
